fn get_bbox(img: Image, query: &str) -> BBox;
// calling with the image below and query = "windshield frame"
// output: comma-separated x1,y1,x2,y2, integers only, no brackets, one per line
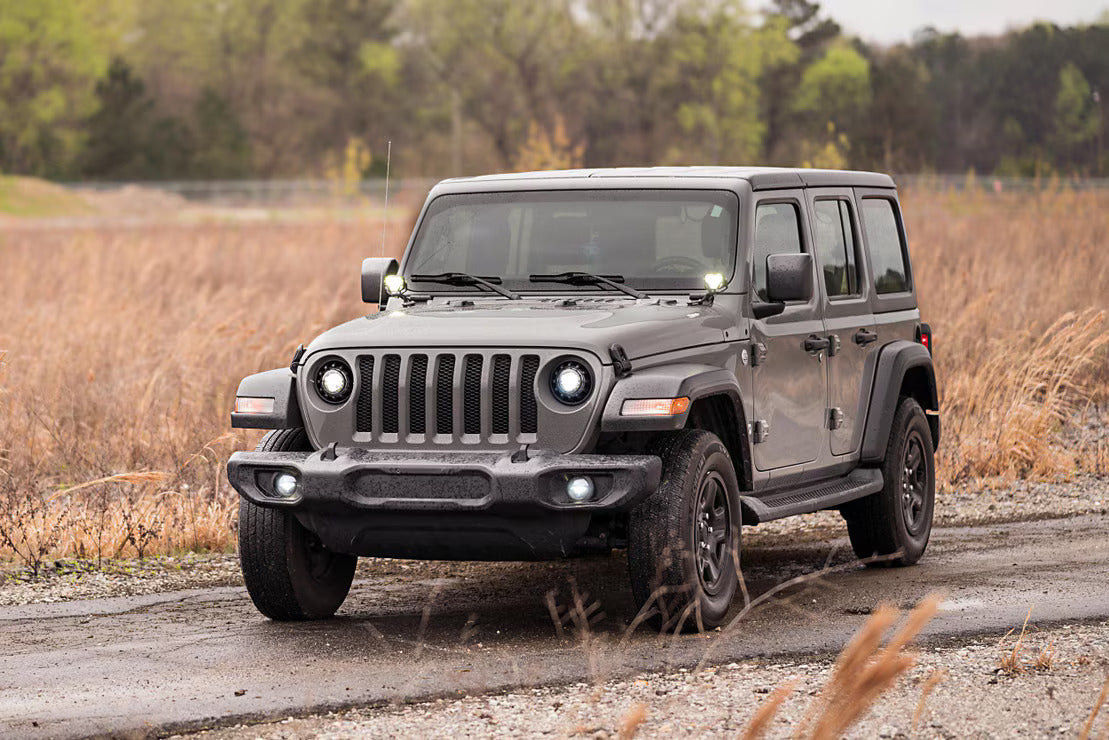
399,188,740,296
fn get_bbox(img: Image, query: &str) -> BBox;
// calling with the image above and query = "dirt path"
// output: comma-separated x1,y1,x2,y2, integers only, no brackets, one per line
1,514,1107,739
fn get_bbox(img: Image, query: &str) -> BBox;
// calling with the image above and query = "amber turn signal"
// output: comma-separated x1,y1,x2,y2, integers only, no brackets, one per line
234,396,275,414
620,397,691,417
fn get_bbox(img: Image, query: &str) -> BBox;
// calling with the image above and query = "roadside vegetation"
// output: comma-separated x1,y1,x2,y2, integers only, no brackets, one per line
0,184,1107,570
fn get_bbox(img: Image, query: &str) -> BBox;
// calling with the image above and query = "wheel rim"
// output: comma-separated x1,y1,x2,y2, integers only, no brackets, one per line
901,431,929,536
304,530,339,582
694,470,732,596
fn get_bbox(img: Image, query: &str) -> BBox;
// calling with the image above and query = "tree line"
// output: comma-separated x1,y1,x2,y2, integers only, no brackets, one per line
1,0,1106,181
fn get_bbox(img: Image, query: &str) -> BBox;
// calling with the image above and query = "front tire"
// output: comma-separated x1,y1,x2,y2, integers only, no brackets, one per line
628,429,741,632
238,429,357,620
843,397,935,566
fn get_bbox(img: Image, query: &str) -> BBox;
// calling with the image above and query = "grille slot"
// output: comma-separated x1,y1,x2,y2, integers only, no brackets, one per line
491,355,511,435
463,354,483,435
381,355,401,434
436,354,455,435
520,355,539,434
409,355,428,435
356,356,374,432
351,350,543,444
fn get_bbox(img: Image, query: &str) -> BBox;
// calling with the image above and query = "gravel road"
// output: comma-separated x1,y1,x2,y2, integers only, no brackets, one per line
1,506,1107,739
185,620,1109,739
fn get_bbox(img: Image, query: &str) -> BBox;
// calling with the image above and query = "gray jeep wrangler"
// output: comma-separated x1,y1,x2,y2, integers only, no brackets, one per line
227,167,939,630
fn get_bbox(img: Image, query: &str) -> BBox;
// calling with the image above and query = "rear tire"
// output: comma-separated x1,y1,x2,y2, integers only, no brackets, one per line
842,397,935,567
238,429,357,620
628,429,741,632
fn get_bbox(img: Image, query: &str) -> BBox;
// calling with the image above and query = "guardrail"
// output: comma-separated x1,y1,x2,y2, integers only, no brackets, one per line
59,174,1109,207
64,178,440,206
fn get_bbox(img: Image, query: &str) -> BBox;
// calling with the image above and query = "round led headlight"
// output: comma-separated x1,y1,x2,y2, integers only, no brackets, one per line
550,360,592,406
314,358,353,404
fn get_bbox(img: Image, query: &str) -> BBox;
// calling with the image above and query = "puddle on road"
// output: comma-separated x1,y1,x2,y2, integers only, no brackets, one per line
938,596,986,612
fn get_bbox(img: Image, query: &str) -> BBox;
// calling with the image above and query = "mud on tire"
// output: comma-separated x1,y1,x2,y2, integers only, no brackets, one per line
628,429,741,632
842,397,935,567
238,429,357,620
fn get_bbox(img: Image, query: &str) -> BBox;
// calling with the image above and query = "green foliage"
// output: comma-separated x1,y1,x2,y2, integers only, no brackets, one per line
668,1,797,164
0,0,1106,178
81,58,153,179
0,0,109,176
0,175,93,217
792,42,871,136
1051,62,1101,169
190,89,252,178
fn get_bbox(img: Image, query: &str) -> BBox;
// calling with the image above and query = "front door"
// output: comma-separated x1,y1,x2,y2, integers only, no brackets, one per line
749,194,828,472
806,189,877,456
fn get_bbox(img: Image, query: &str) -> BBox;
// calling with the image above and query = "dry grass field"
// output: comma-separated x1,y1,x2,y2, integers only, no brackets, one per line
0,186,1106,568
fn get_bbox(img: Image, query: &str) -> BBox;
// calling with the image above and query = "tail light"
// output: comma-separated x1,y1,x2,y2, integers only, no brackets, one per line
916,323,933,355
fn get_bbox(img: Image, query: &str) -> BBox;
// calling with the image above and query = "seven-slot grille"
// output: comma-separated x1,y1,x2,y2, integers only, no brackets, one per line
354,351,540,443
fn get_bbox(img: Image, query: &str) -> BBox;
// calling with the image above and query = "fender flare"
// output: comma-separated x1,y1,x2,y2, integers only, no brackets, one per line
600,364,744,433
230,368,305,430
860,341,939,463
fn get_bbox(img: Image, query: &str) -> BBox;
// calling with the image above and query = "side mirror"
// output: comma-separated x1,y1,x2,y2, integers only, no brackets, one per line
765,253,813,303
361,257,400,304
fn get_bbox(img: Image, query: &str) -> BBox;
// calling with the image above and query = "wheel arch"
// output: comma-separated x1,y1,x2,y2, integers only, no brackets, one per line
860,341,940,464
600,364,752,490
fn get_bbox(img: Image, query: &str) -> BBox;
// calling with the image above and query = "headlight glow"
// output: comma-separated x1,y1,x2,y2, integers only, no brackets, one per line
550,360,592,405
314,359,353,404
383,274,406,295
704,272,727,292
320,368,347,396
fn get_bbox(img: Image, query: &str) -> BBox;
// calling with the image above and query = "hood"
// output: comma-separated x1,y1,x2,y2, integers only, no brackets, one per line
303,298,732,363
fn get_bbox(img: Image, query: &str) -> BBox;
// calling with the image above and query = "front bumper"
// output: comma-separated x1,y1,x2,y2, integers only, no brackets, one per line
227,447,661,560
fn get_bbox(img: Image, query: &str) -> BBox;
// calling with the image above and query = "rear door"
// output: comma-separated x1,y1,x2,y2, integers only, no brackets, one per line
748,192,828,471
806,188,877,457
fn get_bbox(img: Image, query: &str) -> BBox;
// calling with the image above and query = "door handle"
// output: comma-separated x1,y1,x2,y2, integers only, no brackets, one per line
853,328,878,346
803,335,830,354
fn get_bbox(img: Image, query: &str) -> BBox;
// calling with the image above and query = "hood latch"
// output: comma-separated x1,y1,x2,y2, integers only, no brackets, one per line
609,344,633,379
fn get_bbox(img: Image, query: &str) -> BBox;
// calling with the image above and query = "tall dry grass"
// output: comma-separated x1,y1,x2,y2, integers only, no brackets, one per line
0,220,408,568
903,187,1109,485
0,186,1106,565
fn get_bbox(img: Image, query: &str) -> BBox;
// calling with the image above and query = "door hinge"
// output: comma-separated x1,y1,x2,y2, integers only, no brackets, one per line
828,407,844,430
752,420,770,443
827,334,841,357
751,342,768,367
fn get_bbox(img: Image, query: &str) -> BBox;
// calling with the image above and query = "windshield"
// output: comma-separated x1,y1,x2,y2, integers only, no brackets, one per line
404,189,738,293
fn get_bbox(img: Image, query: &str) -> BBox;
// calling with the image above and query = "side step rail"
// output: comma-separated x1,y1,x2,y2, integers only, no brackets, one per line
739,468,883,524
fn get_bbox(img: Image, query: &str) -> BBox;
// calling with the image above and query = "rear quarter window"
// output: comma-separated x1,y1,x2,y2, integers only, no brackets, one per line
860,198,910,294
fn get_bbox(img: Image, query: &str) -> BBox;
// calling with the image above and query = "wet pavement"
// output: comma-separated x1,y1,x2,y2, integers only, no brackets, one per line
1,514,1107,739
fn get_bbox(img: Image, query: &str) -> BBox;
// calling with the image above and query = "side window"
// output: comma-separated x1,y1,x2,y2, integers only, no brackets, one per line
753,202,803,301
813,199,860,298
860,198,910,294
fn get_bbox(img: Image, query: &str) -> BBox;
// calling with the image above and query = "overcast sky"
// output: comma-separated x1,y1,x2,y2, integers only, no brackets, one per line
817,0,1108,44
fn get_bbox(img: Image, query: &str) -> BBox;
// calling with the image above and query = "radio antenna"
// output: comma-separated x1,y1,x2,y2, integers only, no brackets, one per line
380,140,392,258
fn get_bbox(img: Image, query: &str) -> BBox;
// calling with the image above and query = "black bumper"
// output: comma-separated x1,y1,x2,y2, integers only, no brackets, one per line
227,447,661,560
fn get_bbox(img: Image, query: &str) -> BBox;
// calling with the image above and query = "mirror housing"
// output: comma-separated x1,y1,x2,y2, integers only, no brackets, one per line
765,253,813,303
361,257,400,304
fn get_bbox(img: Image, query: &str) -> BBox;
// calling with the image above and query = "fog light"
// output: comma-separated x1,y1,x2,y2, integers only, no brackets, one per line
273,472,299,497
566,476,595,503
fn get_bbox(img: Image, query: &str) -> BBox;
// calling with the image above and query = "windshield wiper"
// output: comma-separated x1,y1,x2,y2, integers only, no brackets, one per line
528,271,647,299
410,272,520,300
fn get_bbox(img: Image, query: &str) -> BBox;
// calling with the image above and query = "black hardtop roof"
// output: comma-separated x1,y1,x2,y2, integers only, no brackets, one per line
438,166,895,191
